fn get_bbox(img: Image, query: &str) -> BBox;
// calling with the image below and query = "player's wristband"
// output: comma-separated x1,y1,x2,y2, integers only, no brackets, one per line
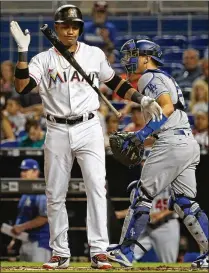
18,52,28,62
15,67,29,79
136,114,168,141
131,91,143,104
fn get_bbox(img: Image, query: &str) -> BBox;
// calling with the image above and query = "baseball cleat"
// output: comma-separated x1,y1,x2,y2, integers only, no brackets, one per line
191,252,209,269
91,253,112,269
42,256,70,269
107,244,134,267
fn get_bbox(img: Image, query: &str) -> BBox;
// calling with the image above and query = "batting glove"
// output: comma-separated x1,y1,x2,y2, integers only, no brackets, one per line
141,96,162,122
10,21,30,52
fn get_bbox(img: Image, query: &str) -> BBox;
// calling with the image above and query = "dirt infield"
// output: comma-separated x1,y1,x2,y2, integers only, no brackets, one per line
1,262,208,272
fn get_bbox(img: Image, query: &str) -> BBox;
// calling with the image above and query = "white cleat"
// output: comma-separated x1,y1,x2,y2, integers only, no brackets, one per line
191,253,209,269
42,256,70,269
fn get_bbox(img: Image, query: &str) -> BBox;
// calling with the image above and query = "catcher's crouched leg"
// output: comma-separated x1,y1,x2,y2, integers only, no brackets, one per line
120,180,153,248
107,181,153,266
169,192,208,255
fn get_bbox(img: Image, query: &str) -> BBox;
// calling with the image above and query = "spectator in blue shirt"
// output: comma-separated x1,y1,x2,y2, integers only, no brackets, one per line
7,159,51,262
172,49,202,91
80,1,117,50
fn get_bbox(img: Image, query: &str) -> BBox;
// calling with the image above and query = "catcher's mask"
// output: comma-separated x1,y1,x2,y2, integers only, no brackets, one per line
120,39,164,74
54,4,84,36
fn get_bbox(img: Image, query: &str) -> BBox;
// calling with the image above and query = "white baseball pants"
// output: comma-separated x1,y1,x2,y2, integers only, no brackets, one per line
44,114,109,258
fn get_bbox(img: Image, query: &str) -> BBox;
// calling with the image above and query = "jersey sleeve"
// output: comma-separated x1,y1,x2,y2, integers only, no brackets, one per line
28,54,44,85
98,49,115,83
36,195,47,217
139,73,169,100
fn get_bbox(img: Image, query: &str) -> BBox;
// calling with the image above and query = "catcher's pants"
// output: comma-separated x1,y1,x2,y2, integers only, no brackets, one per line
44,114,109,257
19,241,51,262
134,219,180,262
141,130,200,198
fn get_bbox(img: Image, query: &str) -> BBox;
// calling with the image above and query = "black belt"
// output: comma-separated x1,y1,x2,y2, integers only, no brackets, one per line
46,113,94,125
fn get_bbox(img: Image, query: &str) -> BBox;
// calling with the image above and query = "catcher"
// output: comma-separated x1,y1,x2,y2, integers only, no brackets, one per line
108,39,208,269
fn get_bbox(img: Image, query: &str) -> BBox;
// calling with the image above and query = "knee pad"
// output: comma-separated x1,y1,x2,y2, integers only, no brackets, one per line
170,194,208,254
172,195,199,219
127,180,153,209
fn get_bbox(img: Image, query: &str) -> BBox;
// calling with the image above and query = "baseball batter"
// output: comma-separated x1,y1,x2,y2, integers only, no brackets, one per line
107,39,209,269
10,5,162,270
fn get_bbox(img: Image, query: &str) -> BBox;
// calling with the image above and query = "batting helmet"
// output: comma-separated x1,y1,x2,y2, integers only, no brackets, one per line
54,5,84,35
120,39,164,73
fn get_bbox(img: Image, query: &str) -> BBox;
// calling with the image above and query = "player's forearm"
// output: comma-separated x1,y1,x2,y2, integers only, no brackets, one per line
105,75,144,104
159,209,174,218
15,52,30,93
15,65,37,95
123,88,144,104
161,104,174,117
20,216,48,231
150,209,174,223
21,103,43,114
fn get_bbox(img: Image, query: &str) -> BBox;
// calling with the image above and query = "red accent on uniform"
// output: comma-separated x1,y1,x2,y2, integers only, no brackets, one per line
29,73,40,84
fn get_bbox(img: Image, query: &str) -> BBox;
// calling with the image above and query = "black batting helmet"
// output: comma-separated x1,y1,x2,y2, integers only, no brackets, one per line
54,5,84,35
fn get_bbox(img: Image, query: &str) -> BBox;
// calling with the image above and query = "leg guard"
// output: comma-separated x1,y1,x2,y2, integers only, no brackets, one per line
119,180,153,253
169,193,208,254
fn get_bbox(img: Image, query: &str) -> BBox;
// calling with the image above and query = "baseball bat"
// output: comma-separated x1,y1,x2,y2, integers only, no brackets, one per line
40,24,121,118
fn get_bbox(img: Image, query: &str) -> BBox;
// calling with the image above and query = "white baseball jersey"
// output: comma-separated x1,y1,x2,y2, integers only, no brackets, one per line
28,42,115,117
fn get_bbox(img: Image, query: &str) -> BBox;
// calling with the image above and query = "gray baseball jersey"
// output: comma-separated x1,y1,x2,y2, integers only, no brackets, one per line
138,69,190,133
137,69,200,199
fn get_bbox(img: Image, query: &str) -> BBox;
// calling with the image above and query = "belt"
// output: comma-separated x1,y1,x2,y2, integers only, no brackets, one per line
173,129,192,136
153,129,192,139
46,113,94,125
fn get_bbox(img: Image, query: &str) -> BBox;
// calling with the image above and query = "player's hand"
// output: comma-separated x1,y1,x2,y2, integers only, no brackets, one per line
141,96,162,122
99,28,110,40
11,225,25,235
7,239,15,254
10,21,30,52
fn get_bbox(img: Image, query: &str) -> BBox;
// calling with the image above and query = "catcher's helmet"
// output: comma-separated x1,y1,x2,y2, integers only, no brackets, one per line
54,5,84,35
120,39,163,73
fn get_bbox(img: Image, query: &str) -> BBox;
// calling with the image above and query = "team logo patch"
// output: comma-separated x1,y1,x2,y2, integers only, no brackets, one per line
68,8,77,18
147,83,157,93
48,71,65,88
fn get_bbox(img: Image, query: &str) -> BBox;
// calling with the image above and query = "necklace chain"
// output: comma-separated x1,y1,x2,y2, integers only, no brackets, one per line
58,55,71,70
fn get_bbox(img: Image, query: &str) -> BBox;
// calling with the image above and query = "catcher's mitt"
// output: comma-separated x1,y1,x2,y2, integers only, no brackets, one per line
109,132,144,168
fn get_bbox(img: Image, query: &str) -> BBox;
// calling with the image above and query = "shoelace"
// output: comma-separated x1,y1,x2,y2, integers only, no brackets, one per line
50,256,61,262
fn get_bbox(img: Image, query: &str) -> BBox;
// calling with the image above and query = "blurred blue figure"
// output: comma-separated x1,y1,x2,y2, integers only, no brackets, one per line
80,1,116,50
7,159,51,262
